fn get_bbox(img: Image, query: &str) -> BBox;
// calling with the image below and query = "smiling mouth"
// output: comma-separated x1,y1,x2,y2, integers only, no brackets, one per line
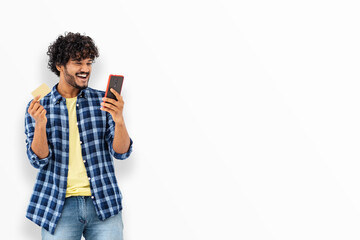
76,73,89,80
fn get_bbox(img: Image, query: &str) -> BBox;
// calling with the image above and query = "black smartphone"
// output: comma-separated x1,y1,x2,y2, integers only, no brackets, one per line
105,74,124,100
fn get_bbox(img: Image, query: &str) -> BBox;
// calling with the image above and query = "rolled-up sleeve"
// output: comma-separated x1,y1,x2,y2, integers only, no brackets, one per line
112,138,133,159
25,103,51,169
105,111,133,160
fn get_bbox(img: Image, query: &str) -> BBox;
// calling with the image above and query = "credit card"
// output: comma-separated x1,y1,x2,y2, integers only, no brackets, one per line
31,83,51,100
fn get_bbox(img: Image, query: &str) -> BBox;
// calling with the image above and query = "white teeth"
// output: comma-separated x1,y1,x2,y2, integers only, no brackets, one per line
77,74,87,77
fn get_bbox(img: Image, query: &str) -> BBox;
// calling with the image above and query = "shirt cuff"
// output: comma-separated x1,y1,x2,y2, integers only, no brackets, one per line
112,138,133,160
27,146,52,169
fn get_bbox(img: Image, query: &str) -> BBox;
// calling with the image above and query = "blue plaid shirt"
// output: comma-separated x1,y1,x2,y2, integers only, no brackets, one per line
24,84,133,234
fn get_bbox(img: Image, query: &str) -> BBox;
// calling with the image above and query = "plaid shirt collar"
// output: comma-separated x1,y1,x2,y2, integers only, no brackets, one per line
50,84,88,105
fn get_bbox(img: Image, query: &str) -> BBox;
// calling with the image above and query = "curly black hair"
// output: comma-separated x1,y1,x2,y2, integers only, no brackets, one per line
47,32,99,76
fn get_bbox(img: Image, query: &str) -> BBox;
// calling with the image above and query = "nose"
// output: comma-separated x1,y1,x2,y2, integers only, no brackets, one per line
80,63,91,73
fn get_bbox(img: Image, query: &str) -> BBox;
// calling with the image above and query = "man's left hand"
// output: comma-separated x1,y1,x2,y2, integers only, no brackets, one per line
101,88,125,124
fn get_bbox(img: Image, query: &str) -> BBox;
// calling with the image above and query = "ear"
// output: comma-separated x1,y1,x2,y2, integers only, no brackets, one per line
56,64,63,72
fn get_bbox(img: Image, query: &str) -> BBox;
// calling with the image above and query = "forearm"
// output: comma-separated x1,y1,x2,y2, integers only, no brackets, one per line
31,123,49,159
113,118,131,154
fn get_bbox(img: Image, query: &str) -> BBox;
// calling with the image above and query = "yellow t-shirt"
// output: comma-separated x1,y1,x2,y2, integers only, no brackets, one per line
65,97,91,197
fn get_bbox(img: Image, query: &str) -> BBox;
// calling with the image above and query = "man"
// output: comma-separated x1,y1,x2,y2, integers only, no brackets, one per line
25,32,133,240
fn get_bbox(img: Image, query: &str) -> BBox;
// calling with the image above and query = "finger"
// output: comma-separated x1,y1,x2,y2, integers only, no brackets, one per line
110,88,120,98
33,106,44,117
103,96,123,106
101,102,118,111
100,106,115,115
29,95,41,109
32,102,41,112
111,89,124,103
29,102,40,115
102,97,117,105
40,109,47,117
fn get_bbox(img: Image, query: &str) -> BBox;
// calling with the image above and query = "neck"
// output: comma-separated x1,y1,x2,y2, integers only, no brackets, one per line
57,77,80,98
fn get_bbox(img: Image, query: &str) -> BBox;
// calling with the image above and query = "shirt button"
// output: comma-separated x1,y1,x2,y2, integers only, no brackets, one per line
88,177,91,181
77,104,79,107
91,196,94,199
80,141,83,144
76,122,79,125
83,160,86,163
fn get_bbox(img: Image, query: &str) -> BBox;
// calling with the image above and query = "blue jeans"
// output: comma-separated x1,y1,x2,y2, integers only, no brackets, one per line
41,196,123,240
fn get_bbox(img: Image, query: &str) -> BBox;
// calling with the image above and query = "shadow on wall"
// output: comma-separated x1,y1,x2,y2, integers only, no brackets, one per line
20,60,57,238
19,116,40,239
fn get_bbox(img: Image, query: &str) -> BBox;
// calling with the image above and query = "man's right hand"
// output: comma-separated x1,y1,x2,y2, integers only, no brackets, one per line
28,95,47,125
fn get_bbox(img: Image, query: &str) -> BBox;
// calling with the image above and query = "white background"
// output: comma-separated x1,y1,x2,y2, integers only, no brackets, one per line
1,0,360,239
